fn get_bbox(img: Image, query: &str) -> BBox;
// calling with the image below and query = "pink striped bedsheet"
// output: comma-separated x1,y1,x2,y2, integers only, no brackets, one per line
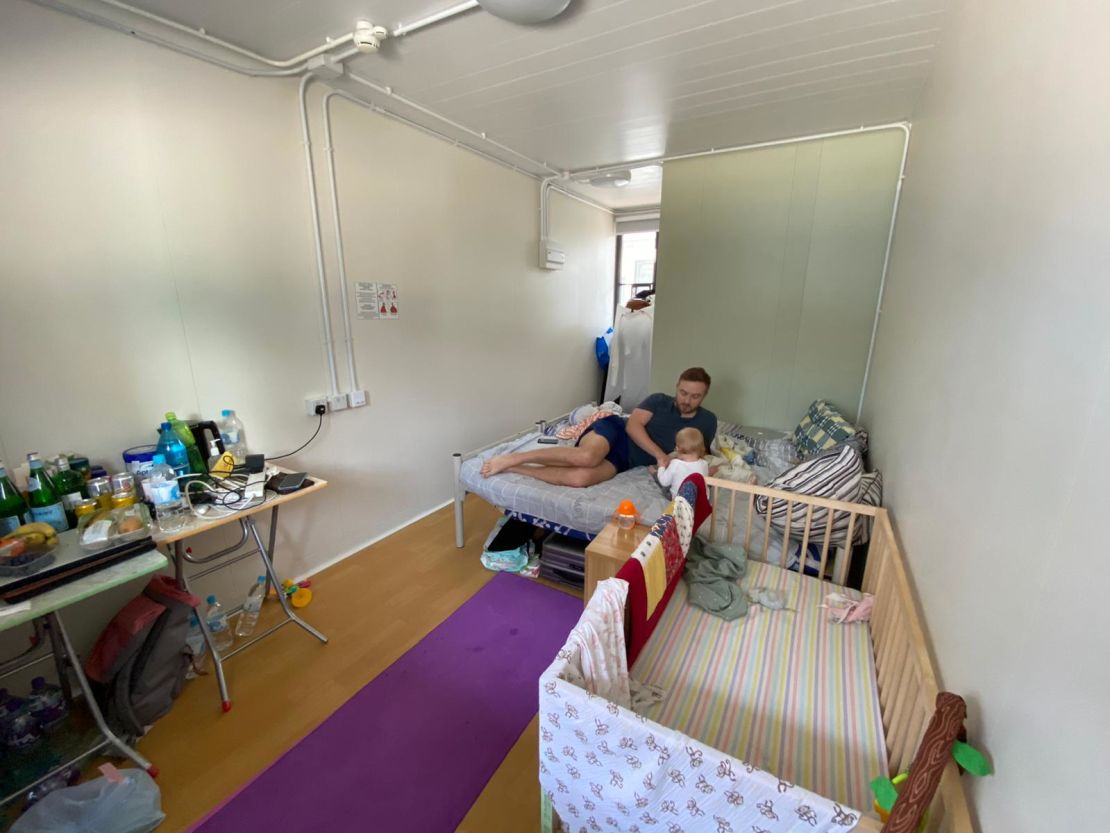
630,560,887,812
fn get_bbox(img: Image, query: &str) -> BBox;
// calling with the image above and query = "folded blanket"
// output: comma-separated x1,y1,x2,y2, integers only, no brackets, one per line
684,537,749,620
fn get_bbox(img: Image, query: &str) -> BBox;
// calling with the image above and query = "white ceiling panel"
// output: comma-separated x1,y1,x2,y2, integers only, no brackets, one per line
72,0,952,207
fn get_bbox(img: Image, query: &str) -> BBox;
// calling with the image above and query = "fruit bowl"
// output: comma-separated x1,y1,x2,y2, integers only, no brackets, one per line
0,529,60,577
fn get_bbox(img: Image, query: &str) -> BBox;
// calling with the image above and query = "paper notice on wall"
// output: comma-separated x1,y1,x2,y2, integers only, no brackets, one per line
355,282,399,320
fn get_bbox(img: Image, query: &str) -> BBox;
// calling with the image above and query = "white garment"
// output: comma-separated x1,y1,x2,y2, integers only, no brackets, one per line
603,306,654,408
565,578,631,708
656,457,709,497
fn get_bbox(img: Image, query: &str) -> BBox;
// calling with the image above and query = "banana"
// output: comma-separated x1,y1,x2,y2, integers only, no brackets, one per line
13,522,57,538
11,531,46,545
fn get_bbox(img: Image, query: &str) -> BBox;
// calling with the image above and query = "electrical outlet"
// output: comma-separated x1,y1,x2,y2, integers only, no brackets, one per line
305,397,328,417
328,393,349,412
348,389,369,408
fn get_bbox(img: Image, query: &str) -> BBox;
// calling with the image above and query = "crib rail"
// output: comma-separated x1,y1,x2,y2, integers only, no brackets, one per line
862,510,974,833
705,476,878,584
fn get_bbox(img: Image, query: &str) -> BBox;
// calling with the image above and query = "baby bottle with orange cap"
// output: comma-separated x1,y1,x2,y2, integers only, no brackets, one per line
615,499,638,530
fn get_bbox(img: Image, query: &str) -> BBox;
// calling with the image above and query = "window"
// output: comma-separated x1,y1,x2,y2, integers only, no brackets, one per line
614,231,657,318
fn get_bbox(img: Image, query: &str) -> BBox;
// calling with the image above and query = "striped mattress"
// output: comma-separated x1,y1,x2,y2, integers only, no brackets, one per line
630,559,887,813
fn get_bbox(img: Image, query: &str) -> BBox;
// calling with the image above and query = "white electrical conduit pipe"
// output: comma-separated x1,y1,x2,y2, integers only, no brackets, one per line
392,1,481,37
856,123,911,419
89,0,355,68
299,74,341,398
321,90,365,394
28,0,319,76
346,72,561,177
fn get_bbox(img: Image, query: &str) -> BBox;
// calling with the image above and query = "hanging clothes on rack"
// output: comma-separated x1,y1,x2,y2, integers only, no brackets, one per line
603,305,654,409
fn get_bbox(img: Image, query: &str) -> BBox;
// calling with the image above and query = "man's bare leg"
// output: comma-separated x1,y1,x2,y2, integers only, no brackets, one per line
481,434,609,477
505,461,618,487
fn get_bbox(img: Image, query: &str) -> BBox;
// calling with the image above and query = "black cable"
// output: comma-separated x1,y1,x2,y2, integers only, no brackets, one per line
266,413,324,461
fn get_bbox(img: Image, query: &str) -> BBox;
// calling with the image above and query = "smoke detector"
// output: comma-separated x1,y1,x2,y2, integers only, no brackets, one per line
353,20,388,52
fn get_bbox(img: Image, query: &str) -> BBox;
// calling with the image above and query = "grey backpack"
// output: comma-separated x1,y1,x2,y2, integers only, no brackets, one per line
84,575,200,738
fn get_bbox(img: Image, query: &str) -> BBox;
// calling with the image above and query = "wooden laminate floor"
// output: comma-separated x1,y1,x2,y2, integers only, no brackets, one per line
139,495,577,832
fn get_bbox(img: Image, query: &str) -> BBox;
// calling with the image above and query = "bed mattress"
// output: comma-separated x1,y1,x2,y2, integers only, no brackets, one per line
630,560,887,812
458,422,787,538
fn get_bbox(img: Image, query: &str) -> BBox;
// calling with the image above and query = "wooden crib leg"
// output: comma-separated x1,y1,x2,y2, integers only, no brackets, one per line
540,790,554,833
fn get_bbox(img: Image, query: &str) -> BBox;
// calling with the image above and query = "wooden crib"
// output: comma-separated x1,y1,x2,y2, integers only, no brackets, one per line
540,477,975,833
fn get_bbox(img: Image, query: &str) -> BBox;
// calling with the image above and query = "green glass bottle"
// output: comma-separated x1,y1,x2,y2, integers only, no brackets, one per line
51,455,87,529
0,461,30,535
26,452,68,533
165,412,206,475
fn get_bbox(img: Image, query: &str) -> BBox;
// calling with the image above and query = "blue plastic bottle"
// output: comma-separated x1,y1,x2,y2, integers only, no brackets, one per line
156,421,191,477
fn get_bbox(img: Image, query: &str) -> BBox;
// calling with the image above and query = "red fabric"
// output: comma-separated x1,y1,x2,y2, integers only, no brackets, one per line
681,473,713,535
660,522,684,585
83,576,200,682
84,595,165,682
617,474,713,667
616,553,685,668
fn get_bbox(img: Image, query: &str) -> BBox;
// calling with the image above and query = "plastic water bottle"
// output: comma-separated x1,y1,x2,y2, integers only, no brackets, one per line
219,409,246,461
148,454,188,533
156,422,191,477
235,575,266,638
205,595,233,652
185,613,207,679
26,676,67,731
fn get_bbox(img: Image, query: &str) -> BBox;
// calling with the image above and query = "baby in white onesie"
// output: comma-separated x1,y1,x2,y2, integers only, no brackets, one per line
653,427,710,497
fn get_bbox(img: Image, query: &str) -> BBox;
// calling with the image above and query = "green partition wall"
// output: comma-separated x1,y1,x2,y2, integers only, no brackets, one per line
650,129,904,429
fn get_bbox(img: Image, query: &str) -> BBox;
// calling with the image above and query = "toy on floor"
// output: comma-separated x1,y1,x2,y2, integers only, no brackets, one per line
279,579,313,608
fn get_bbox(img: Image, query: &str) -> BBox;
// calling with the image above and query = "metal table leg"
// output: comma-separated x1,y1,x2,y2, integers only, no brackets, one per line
245,517,328,644
50,611,157,777
173,539,232,712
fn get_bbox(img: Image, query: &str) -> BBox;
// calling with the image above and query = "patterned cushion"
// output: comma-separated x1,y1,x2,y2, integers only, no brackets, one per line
793,400,861,459
755,444,864,546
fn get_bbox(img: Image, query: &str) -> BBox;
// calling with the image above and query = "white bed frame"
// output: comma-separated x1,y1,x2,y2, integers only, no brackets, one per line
543,478,975,833
451,409,576,548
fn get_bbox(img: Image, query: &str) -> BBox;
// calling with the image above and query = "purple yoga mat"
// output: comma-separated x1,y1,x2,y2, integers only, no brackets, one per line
191,572,582,833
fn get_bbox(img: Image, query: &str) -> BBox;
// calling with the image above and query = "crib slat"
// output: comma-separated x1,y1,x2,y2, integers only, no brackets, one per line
727,489,737,545
835,513,858,584
763,497,774,564
818,509,835,578
781,501,793,566
709,485,719,544
744,493,754,553
798,503,814,563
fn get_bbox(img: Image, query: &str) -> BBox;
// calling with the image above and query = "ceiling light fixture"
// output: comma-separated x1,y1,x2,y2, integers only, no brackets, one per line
478,0,573,25
587,169,633,188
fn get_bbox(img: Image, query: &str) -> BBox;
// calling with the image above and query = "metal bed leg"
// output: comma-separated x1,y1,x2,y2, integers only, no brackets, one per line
49,611,157,776
244,517,328,644
174,540,232,712
453,452,466,548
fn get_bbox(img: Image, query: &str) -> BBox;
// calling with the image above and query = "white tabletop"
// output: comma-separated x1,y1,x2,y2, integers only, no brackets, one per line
0,548,167,632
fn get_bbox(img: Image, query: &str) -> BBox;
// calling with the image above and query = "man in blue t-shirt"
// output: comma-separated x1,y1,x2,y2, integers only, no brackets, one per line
480,367,716,487
627,367,717,469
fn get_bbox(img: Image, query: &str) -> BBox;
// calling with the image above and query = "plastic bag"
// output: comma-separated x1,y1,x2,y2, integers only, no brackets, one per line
12,769,165,833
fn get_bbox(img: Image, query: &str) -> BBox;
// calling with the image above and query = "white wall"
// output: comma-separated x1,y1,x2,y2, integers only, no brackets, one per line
862,0,1110,829
0,0,613,654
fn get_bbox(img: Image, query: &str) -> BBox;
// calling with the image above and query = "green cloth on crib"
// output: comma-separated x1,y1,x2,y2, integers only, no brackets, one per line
683,538,749,620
